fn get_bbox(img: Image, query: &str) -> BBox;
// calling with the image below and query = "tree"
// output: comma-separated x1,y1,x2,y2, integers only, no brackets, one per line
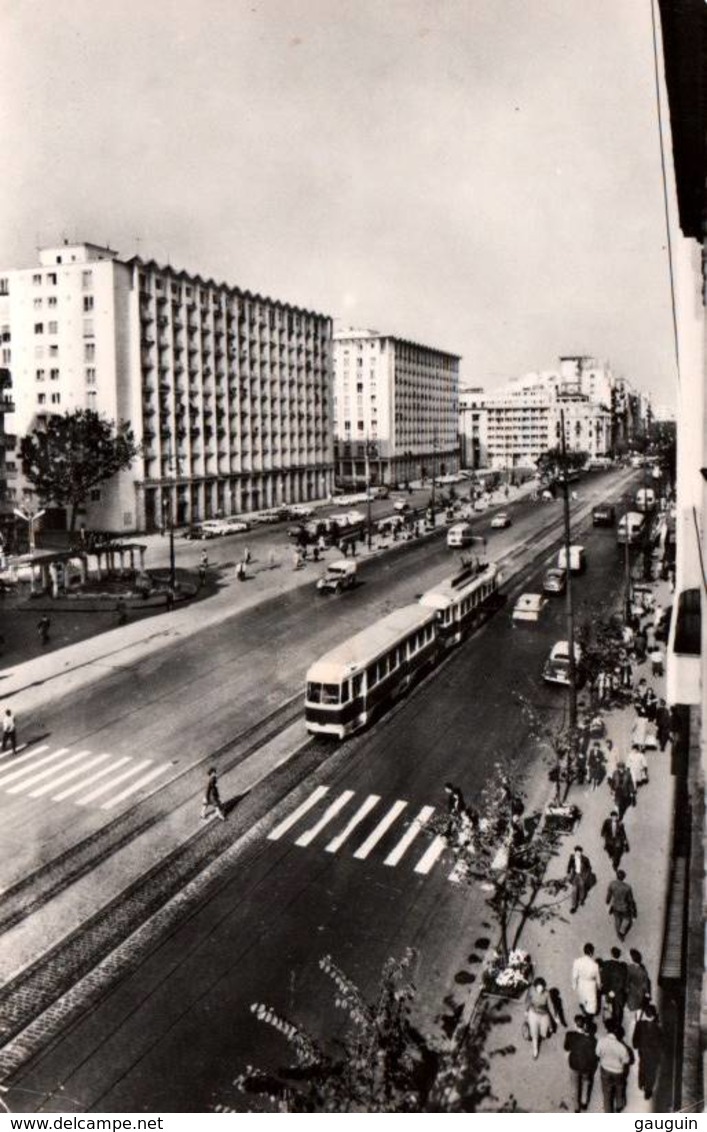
20,410,140,532
535,446,588,483
233,950,492,1112
433,759,568,964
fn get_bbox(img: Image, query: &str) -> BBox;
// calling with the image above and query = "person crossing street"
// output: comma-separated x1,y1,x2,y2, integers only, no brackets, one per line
1,708,16,754
201,767,226,822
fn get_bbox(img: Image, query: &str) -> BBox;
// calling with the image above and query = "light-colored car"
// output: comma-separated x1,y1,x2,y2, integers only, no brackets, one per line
447,522,475,549
199,519,234,536
316,559,358,594
224,519,250,533
542,566,567,594
542,640,583,685
490,512,512,529
512,593,547,623
287,504,314,518
393,499,412,513
557,545,586,573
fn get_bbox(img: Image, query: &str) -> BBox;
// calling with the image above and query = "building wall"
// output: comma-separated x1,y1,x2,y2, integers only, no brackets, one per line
0,243,335,532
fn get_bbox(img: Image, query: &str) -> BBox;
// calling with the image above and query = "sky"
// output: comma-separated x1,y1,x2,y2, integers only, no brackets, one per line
0,0,677,405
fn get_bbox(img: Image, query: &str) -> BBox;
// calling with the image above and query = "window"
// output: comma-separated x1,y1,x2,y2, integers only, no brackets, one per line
50,368,59,381
35,369,45,382
1,349,10,364
1,326,10,343
37,393,46,404
84,342,95,361
87,391,98,409
49,345,58,357
90,488,101,501
85,368,96,384
34,322,44,334
83,295,94,312
32,274,42,286
83,319,94,337
82,270,93,290
47,296,57,308
33,298,43,310
0,278,8,295
50,392,61,404
34,345,44,359
47,272,57,285
48,321,58,334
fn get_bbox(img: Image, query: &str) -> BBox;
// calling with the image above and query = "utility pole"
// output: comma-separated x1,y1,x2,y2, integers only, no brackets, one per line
365,437,373,551
429,434,437,524
559,410,577,762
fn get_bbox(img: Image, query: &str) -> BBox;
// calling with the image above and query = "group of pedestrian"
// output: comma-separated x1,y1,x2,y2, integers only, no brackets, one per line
523,582,670,1112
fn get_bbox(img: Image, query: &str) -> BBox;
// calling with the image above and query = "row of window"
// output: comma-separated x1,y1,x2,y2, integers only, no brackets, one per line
37,393,61,405
31,270,92,289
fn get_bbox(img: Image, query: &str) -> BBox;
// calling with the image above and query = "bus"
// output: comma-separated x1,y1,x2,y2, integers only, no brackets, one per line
305,605,439,738
418,561,501,647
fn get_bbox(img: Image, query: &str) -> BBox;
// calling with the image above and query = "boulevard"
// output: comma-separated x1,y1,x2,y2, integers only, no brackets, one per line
0,469,644,1112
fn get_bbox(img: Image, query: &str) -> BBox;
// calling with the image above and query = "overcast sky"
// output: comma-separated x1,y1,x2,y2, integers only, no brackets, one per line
0,0,677,405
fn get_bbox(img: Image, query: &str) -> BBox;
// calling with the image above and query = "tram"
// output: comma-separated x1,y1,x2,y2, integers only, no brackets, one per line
418,561,501,648
304,605,438,738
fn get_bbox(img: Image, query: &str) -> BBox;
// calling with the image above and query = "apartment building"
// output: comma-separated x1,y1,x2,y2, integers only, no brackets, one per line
0,358,16,546
0,241,334,532
332,329,460,487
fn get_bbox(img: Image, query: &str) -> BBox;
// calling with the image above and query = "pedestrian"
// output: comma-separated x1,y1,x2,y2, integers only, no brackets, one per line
165,587,175,612
243,546,251,565
116,597,128,626
236,560,247,581
599,946,628,1028
563,1014,598,1113
444,781,466,819
600,809,630,871
627,745,648,789
649,645,664,678
609,761,636,819
644,685,658,722
200,549,209,570
606,868,638,939
634,677,649,712
574,746,588,786
656,698,672,751
268,548,277,570
566,845,593,913
198,562,207,587
201,767,226,822
626,949,652,1034
597,1020,632,1112
632,1003,663,1100
524,976,558,1059
572,942,601,1017
587,745,604,790
1,708,17,754
620,654,633,691
634,628,647,663
595,669,609,705
37,614,51,645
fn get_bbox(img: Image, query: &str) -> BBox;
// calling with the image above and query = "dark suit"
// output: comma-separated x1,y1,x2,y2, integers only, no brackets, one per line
600,957,628,1024
566,851,592,912
606,877,637,939
601,817,629,870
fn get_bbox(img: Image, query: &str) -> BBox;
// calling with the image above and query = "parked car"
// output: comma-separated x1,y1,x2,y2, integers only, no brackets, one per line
253,508,287,524
557,545,586,573
592,504,616,527
490,512,512,529
542,566,567,595
224,519,250,533
287,504,314,519
512,593,547,623
316,559,358,594
542,640,583,685
200,519,240,536
182,526,211,540
393,499,412,513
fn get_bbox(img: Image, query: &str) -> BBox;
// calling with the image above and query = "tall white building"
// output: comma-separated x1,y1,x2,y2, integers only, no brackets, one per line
458,386,487,468
332,329,460,487
0,242,334,531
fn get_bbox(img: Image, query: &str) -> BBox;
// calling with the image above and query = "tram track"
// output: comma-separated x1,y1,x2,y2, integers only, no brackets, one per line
0,474,634,1075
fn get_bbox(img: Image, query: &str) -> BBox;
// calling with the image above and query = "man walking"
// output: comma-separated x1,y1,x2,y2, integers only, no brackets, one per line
571,942,601,1017
597,1021,633,1112
656,698,672,751
606,869,638,940
599,946,628,1027
1,708,16,754
609,762,635,819
626,949,652,1035
566,845,593,913
563,1015,598,1112
632,1003,664,1101
201,767,226,822
600,809,630,871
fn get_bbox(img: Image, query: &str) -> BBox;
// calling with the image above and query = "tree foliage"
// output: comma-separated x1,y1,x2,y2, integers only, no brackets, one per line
535,446,588,482
233,949,491,1112
432,759,568,964
20,410,140,531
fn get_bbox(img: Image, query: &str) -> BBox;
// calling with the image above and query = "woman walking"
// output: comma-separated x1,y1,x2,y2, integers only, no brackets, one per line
524,977,558,1060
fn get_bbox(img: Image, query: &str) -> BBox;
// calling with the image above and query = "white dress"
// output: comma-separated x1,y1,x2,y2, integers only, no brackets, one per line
572,954,601,1015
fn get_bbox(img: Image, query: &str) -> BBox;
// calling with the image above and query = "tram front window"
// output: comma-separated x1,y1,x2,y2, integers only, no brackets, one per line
307,682,341,705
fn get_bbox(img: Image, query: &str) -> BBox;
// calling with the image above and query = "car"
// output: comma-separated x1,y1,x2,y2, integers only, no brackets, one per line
224,519,250,533
316,559,358,594
254,508,287,524
557,545,586,573
542,640,583,685
393,499,412,513
182,526,210,540
369,485,389,499
542,566,567,595
447,522,475,549
490,512,512,529
200,519,240,536
287,504,314,519
592,504,616,527
512,593,547,623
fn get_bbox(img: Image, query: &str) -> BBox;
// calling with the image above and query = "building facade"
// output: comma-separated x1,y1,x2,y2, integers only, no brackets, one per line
0,242,334,532
458,386,487,469
332,329,460,487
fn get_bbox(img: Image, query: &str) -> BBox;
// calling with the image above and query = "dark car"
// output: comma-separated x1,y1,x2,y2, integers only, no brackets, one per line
182,525,212,540
592,504,616,527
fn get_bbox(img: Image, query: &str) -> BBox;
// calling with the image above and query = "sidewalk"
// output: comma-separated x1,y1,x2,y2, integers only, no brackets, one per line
478,578,674,1114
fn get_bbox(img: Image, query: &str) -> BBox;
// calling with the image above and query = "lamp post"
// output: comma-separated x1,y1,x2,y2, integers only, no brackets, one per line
559,410,577,788
364,438,377,551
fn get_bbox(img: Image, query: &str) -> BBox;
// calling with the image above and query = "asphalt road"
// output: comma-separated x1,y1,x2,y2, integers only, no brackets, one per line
4,472,643,1112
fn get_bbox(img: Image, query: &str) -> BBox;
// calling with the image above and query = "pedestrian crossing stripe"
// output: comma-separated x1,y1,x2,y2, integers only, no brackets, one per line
268,786,463,882
0,743,172,810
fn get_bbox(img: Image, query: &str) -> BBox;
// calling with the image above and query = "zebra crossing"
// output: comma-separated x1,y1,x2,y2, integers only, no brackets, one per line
0,742,173,811
267,784,468,883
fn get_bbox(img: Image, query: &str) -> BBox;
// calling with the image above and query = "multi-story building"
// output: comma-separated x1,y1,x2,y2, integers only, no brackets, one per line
0,241,334,532
481,363,613,471
0,359,16,547
332,329,460,487
458,386,487,468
